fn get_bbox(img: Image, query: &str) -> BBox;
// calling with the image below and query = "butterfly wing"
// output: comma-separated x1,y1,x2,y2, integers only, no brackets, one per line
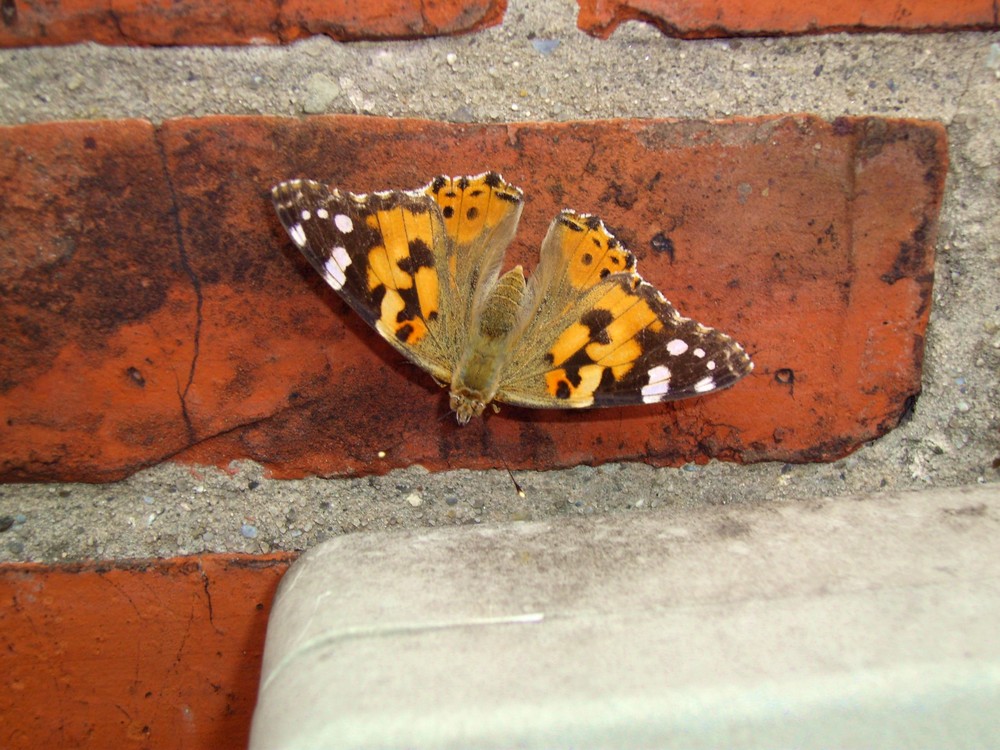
496,211,753,409
272,173,525,385
422,172,524,334
272,178,456,382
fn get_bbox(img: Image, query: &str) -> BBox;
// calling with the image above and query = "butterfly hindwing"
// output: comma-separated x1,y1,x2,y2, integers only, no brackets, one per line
496,211,752,409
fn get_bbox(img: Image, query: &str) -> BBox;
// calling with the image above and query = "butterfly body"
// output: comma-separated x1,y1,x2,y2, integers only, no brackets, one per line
272,172,752,423
448,264,528,422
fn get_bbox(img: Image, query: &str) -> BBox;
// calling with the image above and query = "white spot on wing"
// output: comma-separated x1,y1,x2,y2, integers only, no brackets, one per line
289,223,307,248
694,376,715,393
300,209,311,221
693,347,706,358
334,214,354,233
666,339,689,356
316,207,329,219
641,365,671,403
707,361,716,370
323,246,352,290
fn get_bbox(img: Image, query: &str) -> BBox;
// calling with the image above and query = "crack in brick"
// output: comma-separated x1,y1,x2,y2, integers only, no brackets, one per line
202,576,215,627
199,563,220,633
105,2,127,41
154,130,201,445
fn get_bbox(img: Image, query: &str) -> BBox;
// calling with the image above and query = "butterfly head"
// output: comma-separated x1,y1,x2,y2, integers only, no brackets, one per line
449,388,488,425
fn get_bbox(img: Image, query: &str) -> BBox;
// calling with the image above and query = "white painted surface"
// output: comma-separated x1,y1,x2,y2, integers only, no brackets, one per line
251,485,1000,749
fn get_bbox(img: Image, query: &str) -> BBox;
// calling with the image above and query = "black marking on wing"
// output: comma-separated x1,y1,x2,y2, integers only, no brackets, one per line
590,279,753,407
272,179,382,328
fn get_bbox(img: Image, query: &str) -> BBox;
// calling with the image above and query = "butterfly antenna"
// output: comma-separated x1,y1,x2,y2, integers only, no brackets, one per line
502,456,526,498
490,437,525,498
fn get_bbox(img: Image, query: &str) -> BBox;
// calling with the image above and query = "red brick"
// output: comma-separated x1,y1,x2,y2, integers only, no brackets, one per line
0,115,946,481
0,119,199,480
577,0,997,38
0,0,506,47
279,0,507,43
0,554,295,750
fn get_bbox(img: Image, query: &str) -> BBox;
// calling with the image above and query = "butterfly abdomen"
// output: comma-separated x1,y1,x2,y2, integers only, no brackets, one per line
479,266,526,339
449,266,527,423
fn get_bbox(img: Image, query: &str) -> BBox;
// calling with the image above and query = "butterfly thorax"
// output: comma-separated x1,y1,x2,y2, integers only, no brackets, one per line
450,265,527,424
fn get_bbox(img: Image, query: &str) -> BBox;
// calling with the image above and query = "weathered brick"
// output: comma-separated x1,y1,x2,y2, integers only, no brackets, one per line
0,0,506,47
0,114,947,481
0,119,199,479
0,554,293,750
576,0,998,39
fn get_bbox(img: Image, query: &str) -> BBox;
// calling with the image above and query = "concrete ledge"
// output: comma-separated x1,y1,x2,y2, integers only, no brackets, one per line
250,484,1000,749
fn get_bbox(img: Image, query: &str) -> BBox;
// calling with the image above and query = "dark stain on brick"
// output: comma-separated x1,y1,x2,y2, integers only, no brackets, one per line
875,387,920,436
855,118,944,174
882,217,931,285
67,163,175,332
1,131,179,396
600,180,637,210
1,0,16,26
545,179,566,207
914,272,935,318
515,420,558,466
774,368,795,396
831,117,855,136
650,232,675,262
898,392,918,424
126,367,146,387
784,434,863,464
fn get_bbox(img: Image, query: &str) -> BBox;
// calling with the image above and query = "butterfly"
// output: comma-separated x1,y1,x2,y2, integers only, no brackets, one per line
271,172,752,424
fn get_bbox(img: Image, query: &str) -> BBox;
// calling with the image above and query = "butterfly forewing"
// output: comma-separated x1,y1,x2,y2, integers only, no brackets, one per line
271,179,456,382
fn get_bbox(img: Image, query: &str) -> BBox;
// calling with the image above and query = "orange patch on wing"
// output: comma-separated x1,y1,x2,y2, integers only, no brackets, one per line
548,279,660,384
558,216,635,290
427,174,520,247
372,208,413,290
576,364,612,401
413,266,439,320
544,367,601,406
366,247,397,291
548,322,592,367
588,338,642,369
398,208,440,319
401,204,435,246
594,300,656,357
398,317,428,342
367,206,438,294
376,289,428,344
611,363,634,380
